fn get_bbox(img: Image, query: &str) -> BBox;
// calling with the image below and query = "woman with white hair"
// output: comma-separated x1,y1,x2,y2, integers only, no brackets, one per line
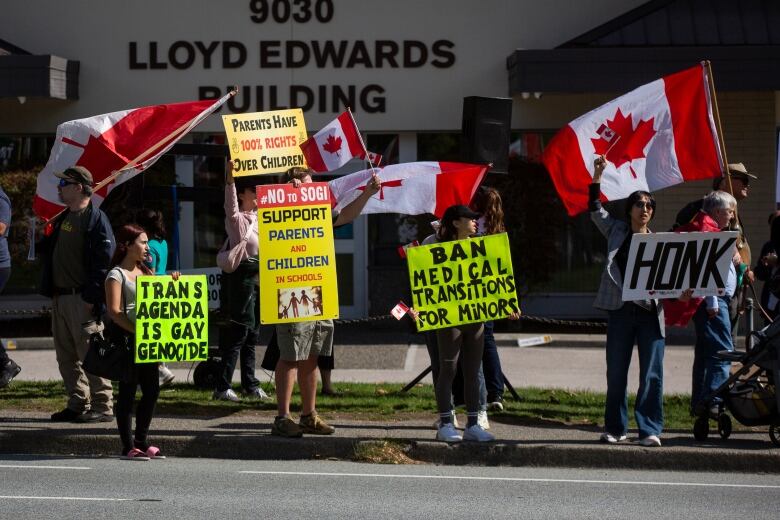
690,190,739,418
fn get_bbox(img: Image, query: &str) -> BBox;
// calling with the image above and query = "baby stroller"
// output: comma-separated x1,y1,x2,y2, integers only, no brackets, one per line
692,318,780,446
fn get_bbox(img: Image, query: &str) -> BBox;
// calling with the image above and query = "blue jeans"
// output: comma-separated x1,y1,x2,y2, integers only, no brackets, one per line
482,321,505,400
691,297,733,409
605,304,665,438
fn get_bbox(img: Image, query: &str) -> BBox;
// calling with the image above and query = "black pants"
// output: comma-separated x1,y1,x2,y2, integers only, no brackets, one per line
216,324,260,392
116,361,160,453
0,267,8,361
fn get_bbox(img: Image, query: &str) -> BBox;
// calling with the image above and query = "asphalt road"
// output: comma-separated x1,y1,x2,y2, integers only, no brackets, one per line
1,456,778,519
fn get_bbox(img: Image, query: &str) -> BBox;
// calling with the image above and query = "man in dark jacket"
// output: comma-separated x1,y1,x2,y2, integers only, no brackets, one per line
39,166,116,422
0,185,21,388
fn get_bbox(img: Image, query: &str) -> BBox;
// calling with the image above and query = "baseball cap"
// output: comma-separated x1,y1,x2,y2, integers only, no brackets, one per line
55,166,93,185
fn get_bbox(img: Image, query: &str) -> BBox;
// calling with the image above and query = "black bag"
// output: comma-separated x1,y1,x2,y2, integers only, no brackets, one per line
82,269,132,381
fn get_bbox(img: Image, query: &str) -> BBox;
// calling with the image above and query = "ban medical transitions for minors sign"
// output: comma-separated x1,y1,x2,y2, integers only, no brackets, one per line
134,275,209,363
407,233,519,332
257,182,338,324
621,231,738,301
222,109,307,176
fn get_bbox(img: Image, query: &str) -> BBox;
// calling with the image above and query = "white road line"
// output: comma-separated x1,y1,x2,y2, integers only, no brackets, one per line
238,471,780,489
0,465,91,470
0,496,133,502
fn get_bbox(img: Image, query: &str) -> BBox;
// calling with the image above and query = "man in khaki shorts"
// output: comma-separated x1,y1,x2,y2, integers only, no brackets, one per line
271,167,380,437
39,166,115,422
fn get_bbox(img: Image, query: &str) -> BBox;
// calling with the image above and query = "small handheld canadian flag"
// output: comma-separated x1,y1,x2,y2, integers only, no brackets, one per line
391,301,410,320
300,110,364,173
365,150,383,166
397,240,420,259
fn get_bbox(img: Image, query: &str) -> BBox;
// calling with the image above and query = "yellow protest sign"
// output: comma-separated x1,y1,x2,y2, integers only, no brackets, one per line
134,275,209,363
222,109,308,176
257,182,338,324
406,233,519,331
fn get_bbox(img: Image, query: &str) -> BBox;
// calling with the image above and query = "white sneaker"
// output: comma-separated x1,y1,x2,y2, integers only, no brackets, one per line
242,386,270,400
433,411,459,429
599,432,627,444
463,424,495,442
159,365,175,388
477,410,490,430
638,435,662,447
212,389,241,402
436,422,463,443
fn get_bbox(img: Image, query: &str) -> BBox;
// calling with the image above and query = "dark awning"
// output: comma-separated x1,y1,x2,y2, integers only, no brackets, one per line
507,0,780,94
507,45,780,94
0,39,79,100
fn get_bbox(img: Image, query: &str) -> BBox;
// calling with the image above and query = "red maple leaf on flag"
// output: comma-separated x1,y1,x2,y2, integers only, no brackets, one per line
591,108,656,179
322,134,342,155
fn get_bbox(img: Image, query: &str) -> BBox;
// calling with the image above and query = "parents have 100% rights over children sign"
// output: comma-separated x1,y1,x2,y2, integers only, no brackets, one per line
257,182,338,324
223,108,308,176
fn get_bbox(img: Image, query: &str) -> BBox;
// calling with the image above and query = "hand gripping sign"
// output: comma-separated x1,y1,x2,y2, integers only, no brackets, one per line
134,275,209,363
406,233,520,331
222,109,308,176
257,182,338,324
621,231,738,300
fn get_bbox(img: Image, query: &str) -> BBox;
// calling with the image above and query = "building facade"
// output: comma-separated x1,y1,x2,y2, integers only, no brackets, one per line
1,0,778,319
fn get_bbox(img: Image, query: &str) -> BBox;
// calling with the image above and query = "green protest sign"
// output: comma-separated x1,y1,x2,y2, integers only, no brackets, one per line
134,275,209,363
406,233,519,332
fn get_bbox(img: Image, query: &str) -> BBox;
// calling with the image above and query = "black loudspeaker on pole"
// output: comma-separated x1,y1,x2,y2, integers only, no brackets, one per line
460,96,513,174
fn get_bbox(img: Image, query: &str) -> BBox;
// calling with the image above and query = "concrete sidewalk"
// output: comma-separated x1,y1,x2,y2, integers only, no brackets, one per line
1,411,778,472
4,333,698,393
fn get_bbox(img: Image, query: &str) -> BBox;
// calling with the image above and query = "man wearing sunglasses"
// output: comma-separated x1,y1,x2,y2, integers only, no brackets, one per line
673,163,757,339
39,166,116,423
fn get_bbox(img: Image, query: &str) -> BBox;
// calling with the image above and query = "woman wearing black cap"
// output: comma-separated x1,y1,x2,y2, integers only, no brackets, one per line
421,204,519,443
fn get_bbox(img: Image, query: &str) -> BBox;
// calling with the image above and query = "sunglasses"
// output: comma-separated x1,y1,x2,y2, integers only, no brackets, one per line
58,178,78,188
633,201,653,210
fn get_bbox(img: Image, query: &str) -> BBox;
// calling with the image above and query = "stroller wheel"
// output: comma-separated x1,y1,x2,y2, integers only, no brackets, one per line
770,421,780,448
693,416,709,441
717,414,732,440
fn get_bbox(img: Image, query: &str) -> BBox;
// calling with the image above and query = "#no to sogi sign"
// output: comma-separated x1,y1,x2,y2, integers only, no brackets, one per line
222,109,308,176
622,231,738,300
257,182,338,324
134,275,209,363
407,233,520,331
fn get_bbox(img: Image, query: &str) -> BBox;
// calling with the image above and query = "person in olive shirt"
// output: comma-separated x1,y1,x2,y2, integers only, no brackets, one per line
39,166,116,422
0,185,21,388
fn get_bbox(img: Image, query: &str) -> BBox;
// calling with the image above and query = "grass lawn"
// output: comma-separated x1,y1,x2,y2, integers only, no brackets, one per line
0,381,708,431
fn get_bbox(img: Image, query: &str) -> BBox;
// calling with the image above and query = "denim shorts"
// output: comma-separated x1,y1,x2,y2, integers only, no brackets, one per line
276,320,334,361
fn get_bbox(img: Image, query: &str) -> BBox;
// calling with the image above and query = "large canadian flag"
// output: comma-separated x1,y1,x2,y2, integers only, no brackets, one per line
33,92,233,221
328,162,487,217
300,110,364,172
542,63,723,216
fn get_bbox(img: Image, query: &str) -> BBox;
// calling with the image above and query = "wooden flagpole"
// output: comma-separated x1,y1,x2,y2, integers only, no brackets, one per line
704,60,732,192
346,107,380,178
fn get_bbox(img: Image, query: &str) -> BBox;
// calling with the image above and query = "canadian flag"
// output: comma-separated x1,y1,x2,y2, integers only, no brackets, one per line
33,93,233,222
542,63,723,216
328,162,487,217
391,301,410,320
300,110,364,172
365,150,383,167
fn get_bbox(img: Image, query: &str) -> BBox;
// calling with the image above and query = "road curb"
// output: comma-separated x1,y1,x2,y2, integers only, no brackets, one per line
2,429,778,473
